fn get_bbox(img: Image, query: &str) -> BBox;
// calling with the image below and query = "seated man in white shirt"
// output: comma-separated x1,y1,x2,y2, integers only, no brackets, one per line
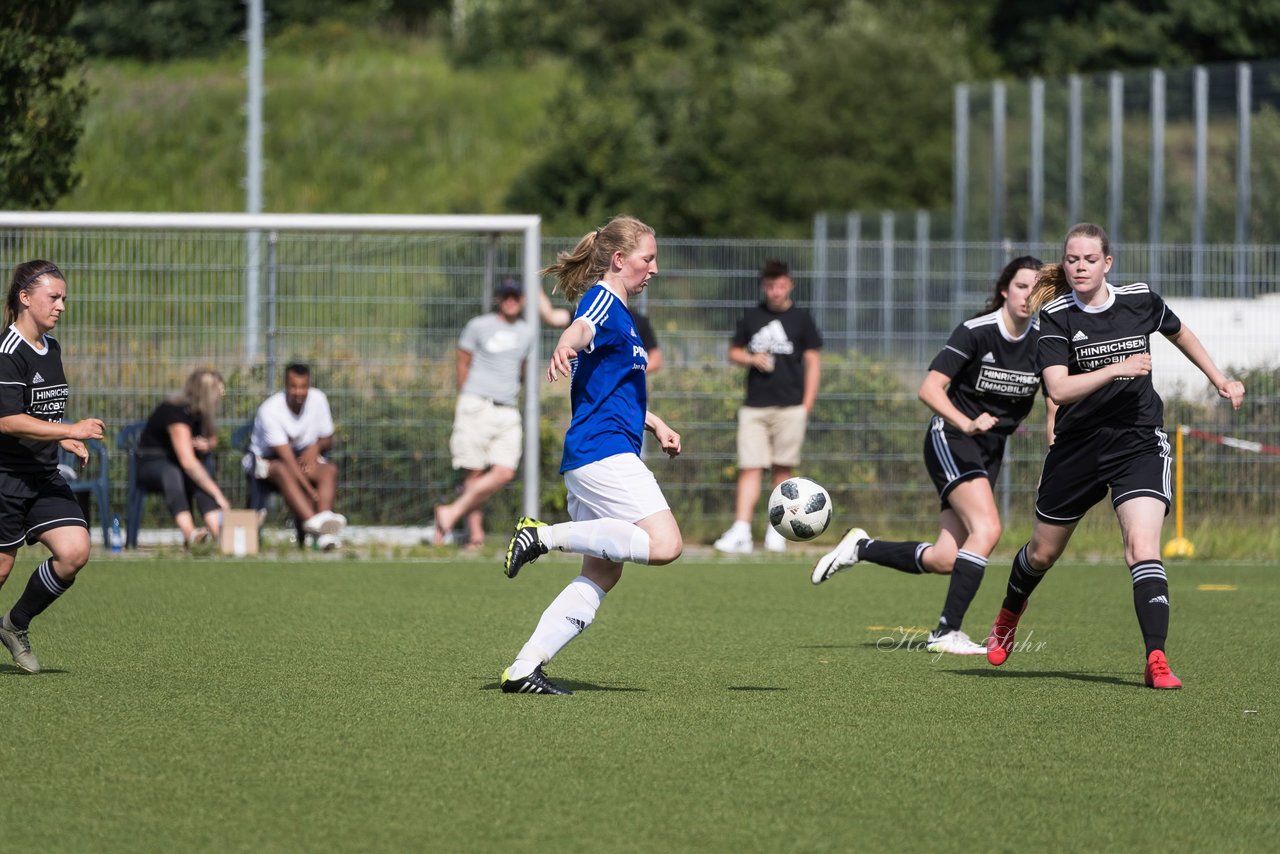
246,363,345,549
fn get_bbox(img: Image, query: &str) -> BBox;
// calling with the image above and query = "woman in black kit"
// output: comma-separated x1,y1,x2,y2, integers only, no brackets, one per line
136,368,232,547
0,260,106,674
985,223,1244,689
811,256,1054,657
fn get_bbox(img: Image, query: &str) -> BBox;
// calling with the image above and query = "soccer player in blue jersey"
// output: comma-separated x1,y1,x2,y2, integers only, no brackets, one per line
811,256,1054,656
985,223,1245,689
499,215,683,695
0,261,106,673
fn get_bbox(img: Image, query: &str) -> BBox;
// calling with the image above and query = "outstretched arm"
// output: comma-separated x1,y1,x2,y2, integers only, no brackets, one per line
1166,325,1246,409
645,411,681,457
547,318,594,382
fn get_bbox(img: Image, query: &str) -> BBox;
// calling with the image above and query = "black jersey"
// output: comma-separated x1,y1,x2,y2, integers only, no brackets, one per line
732,303,823,407
927,309,1042,436
1038,282,1181,437
0,326,70,473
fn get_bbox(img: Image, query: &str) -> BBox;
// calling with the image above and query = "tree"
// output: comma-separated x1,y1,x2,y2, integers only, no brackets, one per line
504,1,986,236
987,0,1280,76
0,2,90,209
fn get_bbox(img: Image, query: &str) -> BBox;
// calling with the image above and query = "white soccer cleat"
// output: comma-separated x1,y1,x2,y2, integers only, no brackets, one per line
810,527,868,585
925,629,988,656
713,527,753,555
303,510,346,536
763,527,788,553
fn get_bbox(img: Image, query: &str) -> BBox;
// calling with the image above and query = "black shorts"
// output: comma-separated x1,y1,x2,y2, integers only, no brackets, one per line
1035,425,1171,524
923,417,1006,511
0,469,89,549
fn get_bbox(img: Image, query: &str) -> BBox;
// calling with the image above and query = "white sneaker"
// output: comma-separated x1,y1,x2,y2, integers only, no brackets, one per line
925,629,987,655
810,527,869,585
315,533,342,552
713,526,753,555
303,510,346,536
763,527,788,553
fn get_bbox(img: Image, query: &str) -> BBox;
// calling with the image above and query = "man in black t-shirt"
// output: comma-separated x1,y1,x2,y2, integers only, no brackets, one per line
633,312,662,375
714,260,822,554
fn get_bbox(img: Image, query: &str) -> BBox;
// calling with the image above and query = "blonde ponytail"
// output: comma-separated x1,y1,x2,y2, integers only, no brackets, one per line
542,215,655,302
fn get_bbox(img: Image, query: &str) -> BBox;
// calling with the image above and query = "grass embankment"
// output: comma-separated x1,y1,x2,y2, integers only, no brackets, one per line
63,26,565,215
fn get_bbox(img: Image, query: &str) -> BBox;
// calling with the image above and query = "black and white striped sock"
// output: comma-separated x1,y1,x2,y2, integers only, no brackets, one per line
936,550,988,634
1131,560,1170,656
1001,544,1046,613
9,559,74,630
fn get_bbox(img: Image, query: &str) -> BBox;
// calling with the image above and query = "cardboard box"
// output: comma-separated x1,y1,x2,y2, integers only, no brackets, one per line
219,509,260,556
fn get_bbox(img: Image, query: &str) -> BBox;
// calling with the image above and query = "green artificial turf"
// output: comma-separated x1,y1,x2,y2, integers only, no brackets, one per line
1,554,1274,851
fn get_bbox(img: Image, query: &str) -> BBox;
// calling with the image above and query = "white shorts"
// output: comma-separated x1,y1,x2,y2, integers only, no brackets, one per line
564,453,670,523
450,393,523,471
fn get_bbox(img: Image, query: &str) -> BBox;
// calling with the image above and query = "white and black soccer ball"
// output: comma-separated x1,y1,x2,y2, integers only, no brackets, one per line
768,477,833,542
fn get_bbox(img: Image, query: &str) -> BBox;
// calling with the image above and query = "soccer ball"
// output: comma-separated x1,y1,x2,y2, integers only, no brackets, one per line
768,477,833,542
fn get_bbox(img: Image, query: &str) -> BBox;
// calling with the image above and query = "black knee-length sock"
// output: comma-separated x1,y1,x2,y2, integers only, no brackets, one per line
1001,544,1047,613
935,550,987,634
8,559,74,630
859,539,928,574
1130,560,1170,656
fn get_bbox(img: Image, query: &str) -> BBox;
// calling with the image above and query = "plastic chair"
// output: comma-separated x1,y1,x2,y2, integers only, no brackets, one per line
116,419,220,549
232,421,307,549
58,437,111,547
115,421,147,548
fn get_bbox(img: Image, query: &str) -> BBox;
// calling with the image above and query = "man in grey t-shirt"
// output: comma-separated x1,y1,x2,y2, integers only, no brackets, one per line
432,279,534,548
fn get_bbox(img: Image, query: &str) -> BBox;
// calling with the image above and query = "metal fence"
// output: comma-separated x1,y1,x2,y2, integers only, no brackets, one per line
2,213,1276,544
953,58,1280,249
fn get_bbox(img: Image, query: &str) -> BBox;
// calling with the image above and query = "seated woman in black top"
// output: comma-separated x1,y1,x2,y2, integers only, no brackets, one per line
136,368,231,547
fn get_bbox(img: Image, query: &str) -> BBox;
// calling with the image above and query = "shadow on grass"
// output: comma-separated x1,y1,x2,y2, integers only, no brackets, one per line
479,680,646,693
0,665,66,676
727,686,786,692
948,669,1139,687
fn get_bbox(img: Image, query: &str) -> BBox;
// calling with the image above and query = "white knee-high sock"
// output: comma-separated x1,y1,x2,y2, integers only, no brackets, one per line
509,576,606,680
540,519,651,565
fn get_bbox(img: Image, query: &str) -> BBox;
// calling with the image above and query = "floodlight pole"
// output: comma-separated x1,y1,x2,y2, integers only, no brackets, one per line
245,0,264,364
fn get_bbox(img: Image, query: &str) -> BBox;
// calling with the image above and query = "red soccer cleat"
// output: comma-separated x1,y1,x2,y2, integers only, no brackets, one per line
1144,650,1183,689
985,603,1027,667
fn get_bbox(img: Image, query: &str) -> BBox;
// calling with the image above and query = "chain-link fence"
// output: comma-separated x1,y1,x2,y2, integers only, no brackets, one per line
2,214,1276,544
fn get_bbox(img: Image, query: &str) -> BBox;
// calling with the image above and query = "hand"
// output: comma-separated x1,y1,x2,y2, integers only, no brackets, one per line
1218,379,1245,410
749,352,775,372
964,413,998,435
191,435,213,454
654,425,681,458
547,345,576,382
59,438,88,466
1114,352,1152,378
68,417,105,441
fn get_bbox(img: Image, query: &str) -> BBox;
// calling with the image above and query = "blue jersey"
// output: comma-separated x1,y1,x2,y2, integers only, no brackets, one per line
560,283,649,473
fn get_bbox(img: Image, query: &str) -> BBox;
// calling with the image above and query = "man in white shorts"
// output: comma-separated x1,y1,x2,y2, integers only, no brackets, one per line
432,279,534,548
246,363,346,549
714,260,823,554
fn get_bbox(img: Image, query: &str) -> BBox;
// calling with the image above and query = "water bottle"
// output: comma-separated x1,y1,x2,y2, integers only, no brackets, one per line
110,515,123,554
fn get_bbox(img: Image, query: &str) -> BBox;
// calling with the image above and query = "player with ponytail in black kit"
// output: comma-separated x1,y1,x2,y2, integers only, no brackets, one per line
984,224,1244,689
0,261,106,673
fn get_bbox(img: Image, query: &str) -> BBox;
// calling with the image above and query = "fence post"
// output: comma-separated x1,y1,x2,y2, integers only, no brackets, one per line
1192,66,1207,299
880,212,894,358
845,212,860,353
1108,71,1124,244
1150,69,1166,283
1236,62,1251,299
1029,77,1044,246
